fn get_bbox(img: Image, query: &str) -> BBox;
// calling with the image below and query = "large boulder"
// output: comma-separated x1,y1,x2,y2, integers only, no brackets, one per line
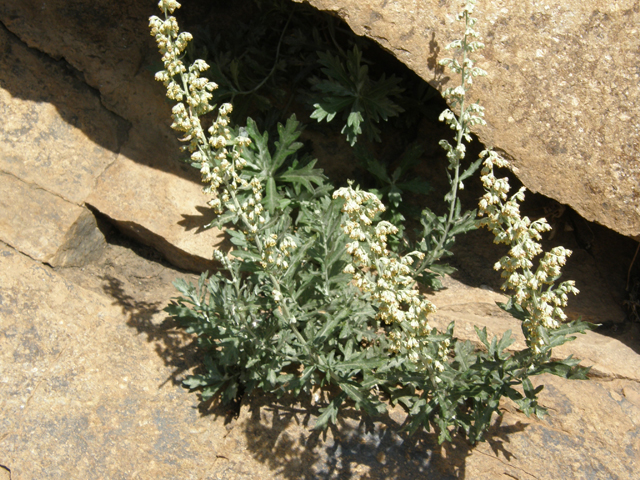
0,23,118,266
293,0,640,238
0,1,224,271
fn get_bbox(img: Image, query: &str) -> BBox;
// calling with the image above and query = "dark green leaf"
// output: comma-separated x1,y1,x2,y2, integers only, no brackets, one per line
314,392,347,430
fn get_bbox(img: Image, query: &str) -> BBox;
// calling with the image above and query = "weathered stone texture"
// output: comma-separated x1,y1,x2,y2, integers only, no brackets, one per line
0,23,124,205
0,173,105,266
0,0,176,139
0,23,118,266
429,276,640,382
0,3,224,271
0,245,239,479
85,127,225,272
1,242,639,479
294,0,640,237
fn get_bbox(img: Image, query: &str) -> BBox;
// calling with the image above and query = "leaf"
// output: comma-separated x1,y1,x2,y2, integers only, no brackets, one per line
387,186,402,208
429,263,457,276
206,209,238,230
360,154,391,185
314,392,347,430
416,274,443,290
312,313,344,345
183,374,212,390
309,45,403,145
454,340,475,370
497,299,529,322
311,101,342,122
335,358,387,378
242,117,271,173
496,330,514,354
474,326,490,349
271,115,304,175
394,143,425,179
342,110,364,146
287,365,317,397
231,249,262,262
172,277,195,297
397,177,432,195
265,176,280,213
227,229,248,248
550,318,594,338
340,381,385,416
277,159,326,192
459,157,483,182
222,381,239,404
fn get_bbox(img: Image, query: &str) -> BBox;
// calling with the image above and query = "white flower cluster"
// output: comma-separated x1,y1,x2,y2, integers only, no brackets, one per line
260,234,297,270
333,184,447,372
437,0,487,171
478,149,579,354
150,0,264,242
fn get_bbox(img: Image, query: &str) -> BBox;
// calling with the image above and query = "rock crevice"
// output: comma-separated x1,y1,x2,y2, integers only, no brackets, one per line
294,0,640,238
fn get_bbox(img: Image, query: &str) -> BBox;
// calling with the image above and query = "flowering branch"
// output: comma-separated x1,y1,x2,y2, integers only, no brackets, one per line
477,150,580,354
333,183,449,376
413,0,486,278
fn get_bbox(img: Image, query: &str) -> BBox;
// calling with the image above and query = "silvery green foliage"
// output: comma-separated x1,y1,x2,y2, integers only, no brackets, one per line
152,0,590,444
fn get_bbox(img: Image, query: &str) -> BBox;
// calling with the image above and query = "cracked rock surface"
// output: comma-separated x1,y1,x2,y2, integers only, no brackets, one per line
0,0,225,272
2,238,639,479
293,0,640,238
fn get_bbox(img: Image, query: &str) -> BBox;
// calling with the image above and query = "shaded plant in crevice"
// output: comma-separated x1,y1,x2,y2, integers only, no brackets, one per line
151,0,591,446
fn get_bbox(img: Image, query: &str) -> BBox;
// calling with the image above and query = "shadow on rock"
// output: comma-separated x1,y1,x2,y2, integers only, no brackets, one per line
234,393,529,480
99,274,199,388
178,205,218,234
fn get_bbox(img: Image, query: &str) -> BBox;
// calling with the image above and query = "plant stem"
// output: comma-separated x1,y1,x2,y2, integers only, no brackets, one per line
232,11,294,98
415,14,472,276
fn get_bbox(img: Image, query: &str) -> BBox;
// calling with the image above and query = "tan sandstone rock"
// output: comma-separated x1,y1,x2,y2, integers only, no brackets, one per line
2,241,638,479
0,0,162,129
429,276,640,382
0,173,104,266
0,23,125,205
85,127,224,273
0,7,224,271
293,0,640,238
0,23,121,265
0,244,260,479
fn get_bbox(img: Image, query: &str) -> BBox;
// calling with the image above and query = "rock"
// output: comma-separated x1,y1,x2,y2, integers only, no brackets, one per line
429,276,640,382
0,22,120,266
0,22,125,205
0,0,162,129
460,375,640,479
236,374,640,479
0,243,253,479
2,239,639,480
85,126,225,273
292,0,640,238
0,7,224,271
0,173,105,266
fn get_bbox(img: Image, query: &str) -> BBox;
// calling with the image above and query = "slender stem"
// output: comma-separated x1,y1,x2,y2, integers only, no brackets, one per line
232,11,294,97
321,233,331,297
415,14,471,276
